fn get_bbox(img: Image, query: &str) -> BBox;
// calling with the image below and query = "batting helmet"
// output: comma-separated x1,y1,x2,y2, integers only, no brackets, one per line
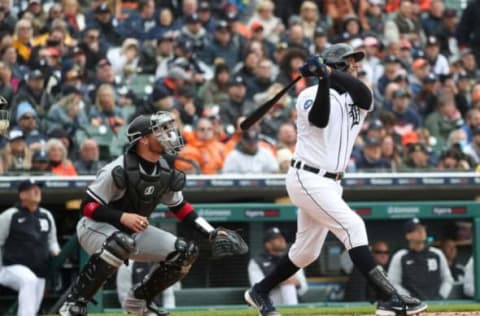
321,43,365,71
127,111,184,154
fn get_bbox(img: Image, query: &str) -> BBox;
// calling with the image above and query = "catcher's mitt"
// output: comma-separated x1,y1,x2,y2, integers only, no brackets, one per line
209,227,249,259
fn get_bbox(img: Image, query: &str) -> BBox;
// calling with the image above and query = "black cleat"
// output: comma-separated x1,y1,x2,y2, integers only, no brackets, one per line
376,293,428,316
244,287,281,316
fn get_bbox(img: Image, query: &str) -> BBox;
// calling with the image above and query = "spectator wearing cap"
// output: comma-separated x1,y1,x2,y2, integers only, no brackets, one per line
156,64,191,98
248,227,308,305
31,150,49,173
148,7,180,41
45,138,77,176
86,2,122,47
153,31,176,79
73,138,106,174
197,1,215,33
89,83,126,135
460,49,480,81
12,19,34,65
199,62,230,108
377,55,402,96
334,14,364,43
399,142,434,170
249,21,276,60
409,57,430,97
298,0,321,39
1,129,32,173
388,218,453,300
219,75,255,127
25,0,47,36
203,20,242,71
222,128,279,174
118,0,156,41
248,0,284,44
384,88,422,135
46,84,88,135
178,13,209,58
421,0,444,37
455,0,480,65
354,136,392,170
11,68,54,119
134,86,174,118
12,101,46,148
424,93,463,153
424,36,449,77
364,119,386,142
175,117,226,174
310,27,330,56
362,36,383,85
0,179,60,316
414,72,440,117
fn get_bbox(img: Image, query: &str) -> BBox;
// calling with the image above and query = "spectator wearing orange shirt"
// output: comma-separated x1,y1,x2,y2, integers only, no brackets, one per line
45,138,77,176
175,117,226,174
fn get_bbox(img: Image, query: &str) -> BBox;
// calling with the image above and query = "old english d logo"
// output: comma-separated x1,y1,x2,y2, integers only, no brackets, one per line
144,186,155,195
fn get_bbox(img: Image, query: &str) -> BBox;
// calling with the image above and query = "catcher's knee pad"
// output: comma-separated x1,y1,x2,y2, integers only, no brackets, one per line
100,231,136,267
134,238,199,302
66,232,135,303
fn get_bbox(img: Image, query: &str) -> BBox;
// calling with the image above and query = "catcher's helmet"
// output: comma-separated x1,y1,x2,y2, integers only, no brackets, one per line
127,111,184,154
321,43,365,71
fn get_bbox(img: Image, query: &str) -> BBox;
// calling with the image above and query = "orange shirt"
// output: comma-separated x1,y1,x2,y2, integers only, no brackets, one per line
175,138,226,174
50,161,78,176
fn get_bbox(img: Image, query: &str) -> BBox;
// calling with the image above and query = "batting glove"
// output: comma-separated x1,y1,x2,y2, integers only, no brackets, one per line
299,56,328,78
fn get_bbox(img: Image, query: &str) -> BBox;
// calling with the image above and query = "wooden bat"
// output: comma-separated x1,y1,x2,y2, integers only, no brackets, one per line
240,75,302,131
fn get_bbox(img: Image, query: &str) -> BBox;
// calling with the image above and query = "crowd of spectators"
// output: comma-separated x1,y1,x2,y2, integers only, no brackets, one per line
0,0,479,175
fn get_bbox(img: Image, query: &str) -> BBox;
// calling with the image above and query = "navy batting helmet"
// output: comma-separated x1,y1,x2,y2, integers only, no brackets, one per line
321,43,365,71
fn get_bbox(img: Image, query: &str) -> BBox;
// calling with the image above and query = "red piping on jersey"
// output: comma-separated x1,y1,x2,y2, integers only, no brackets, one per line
84,201,100,218
175,202,194,221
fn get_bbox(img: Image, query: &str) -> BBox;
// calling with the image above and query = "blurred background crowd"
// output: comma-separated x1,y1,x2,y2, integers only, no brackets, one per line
0,0,479,175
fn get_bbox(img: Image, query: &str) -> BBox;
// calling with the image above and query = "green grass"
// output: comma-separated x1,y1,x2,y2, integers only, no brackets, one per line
88,302,480,316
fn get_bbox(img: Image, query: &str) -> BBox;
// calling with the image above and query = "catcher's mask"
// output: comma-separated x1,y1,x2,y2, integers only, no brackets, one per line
127,111,184,155
321,43,365,72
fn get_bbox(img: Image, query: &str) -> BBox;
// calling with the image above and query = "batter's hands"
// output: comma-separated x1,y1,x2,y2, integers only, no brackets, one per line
299,56,329,79
120,213,149,232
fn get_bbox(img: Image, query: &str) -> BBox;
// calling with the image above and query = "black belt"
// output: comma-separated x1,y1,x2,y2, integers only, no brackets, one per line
290,159,344,181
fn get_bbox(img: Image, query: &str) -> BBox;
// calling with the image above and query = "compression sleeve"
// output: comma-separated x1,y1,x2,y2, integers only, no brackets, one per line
170,202,214,238
81,194,123,227
308,75,331,128
330,70,372,110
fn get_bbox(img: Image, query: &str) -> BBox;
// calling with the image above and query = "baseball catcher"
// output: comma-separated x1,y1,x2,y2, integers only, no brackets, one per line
59,112,248,316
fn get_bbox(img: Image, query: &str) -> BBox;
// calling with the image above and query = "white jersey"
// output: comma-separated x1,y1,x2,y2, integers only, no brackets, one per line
294,85,373,172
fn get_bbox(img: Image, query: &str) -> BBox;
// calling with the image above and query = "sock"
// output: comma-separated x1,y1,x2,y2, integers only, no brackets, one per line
348,245,377,276
255,255,299,293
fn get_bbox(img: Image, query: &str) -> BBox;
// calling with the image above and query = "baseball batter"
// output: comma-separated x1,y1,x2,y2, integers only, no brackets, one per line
59,111,246,316
245,44,428,316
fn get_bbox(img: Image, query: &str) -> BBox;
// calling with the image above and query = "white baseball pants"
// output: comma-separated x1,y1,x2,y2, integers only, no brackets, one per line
0,264,45,316
286,168,369,268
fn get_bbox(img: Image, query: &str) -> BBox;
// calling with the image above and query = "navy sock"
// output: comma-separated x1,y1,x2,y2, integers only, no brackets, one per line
255,255,299,293
348,245,377,276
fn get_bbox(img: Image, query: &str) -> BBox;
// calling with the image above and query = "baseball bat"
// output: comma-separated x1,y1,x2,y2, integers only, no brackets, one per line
240,75,302,131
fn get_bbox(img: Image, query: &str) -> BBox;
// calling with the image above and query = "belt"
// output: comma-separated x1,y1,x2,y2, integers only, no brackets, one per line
290,159,344,181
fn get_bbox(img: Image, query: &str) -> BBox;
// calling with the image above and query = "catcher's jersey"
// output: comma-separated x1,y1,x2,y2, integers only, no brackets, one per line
294,85,373,172
87,155,184,209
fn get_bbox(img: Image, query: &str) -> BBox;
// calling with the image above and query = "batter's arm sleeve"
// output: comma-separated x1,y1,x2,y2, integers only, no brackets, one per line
463,257,474,298
308,74,331,128
433,247,454,298
296,268,309,297
330,70,372,110
0,208,15,266
387,250,411,296
248,259,265,285
42,208,61,256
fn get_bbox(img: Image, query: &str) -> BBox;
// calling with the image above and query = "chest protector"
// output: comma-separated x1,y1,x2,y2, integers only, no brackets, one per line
111,152,185,218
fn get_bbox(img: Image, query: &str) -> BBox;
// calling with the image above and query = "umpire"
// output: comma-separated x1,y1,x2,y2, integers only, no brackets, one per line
60,111,247,316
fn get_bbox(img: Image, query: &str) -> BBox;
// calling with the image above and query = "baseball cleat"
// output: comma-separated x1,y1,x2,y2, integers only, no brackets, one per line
244,287,281,316
59,301,87,316
376,293,427,316
123,290,169,316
